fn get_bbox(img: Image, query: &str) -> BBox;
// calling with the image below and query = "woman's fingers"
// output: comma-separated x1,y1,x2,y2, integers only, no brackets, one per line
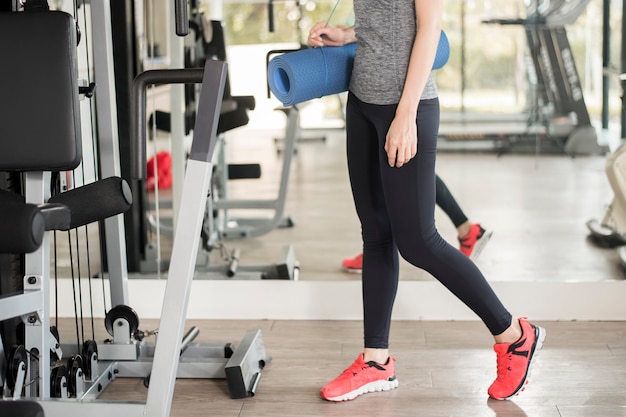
385,138,417,168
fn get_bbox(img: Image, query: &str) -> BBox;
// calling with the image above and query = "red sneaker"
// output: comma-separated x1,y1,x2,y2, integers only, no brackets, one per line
341,253,363,274
488,318,546,400
320,354,399,401
459,223,493,260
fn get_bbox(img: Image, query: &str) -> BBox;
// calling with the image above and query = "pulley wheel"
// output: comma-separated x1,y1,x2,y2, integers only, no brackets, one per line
104,305,139,337
50,365,68,398
81,339,98,379
50,325,61,362
5,345,27,391
66,354,83,396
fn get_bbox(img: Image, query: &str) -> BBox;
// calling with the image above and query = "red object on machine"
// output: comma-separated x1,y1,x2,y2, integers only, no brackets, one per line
146,151,173,190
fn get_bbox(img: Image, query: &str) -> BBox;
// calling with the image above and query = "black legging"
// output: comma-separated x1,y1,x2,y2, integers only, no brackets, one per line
345,92,512,348
435,174,468,228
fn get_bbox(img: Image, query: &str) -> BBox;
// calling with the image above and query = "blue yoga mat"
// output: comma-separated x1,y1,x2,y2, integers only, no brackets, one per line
268,30,450,107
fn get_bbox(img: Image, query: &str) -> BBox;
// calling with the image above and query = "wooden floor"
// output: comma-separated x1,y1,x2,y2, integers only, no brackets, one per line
54,317,626,417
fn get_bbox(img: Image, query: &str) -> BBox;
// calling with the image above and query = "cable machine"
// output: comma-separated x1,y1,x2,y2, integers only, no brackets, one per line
0,1,269,416
143,6,298,279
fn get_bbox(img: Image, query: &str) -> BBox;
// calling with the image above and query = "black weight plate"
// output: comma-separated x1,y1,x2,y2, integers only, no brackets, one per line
5,344,27,391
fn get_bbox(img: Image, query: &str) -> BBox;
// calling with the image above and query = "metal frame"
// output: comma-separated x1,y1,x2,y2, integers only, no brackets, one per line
90,0,131,307
1,9,268,413
36,59,248,417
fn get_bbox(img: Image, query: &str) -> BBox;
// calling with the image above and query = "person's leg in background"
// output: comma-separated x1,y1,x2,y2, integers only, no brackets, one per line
342,174,492,273
435,174,493,259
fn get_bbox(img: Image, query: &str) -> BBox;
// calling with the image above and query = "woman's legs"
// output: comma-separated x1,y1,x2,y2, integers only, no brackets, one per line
346,94,512,345
322,93,545,402
345,95,399,351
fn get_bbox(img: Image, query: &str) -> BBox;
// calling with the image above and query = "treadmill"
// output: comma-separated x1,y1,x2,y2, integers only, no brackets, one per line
438,0,608,155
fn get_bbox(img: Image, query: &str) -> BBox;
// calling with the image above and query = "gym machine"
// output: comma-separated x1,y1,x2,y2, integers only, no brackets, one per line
440,0,608,155
0,4,269,417
587,0,626,269
144,8,298,280
586,143,626,248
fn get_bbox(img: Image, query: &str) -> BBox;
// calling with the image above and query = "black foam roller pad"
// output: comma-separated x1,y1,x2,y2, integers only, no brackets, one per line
217,107,250,134
228,164,262,180
39,203,72,231
0,401,45,417
234,95,256,111
0,188,25,204
48,177,133,229
0,202,45,253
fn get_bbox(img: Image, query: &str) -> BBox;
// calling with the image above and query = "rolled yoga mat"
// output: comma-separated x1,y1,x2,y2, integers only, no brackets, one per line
268,30,450,107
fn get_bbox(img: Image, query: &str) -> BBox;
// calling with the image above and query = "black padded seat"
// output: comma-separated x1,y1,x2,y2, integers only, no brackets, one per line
0,10,132,252
0,11,81,172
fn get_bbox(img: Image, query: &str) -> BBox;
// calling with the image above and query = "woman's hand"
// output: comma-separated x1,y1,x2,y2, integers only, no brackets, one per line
385,110,418,168
307,23,350,47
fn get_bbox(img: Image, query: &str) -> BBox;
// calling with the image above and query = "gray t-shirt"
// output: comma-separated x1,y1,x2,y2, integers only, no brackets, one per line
349,0,438,105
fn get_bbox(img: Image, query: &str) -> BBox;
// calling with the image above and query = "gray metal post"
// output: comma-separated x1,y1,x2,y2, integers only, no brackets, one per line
143,60,227,417
23,172,51,399
602,0,610,130
169,0,186,236
90,0,130,307
622,0,626,139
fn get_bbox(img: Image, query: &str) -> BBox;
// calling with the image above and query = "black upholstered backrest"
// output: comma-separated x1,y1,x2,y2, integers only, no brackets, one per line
0,11,81,171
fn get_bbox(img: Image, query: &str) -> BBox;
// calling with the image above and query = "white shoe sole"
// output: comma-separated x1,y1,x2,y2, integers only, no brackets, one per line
324,378,399,402
470,229,493,261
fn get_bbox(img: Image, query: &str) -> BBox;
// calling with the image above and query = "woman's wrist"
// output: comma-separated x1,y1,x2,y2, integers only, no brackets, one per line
341,26,357,44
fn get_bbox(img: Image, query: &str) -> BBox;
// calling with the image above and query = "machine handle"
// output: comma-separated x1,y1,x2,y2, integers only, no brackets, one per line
174,0,189,36
131,60,227,179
